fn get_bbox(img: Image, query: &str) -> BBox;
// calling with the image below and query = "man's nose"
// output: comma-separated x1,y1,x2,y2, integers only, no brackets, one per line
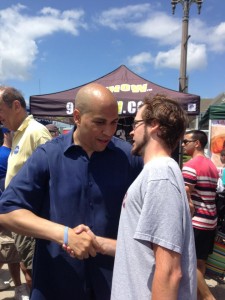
103,125,115,136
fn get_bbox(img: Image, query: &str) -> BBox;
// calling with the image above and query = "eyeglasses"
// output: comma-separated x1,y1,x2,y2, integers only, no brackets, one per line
182,139,197,145
132,119,144,130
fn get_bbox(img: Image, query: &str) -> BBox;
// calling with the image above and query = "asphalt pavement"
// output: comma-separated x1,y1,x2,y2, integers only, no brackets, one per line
0,264,26,300
205,277,225,299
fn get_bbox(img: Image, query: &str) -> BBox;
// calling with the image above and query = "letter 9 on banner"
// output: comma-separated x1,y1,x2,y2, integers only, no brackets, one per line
66,102,74,115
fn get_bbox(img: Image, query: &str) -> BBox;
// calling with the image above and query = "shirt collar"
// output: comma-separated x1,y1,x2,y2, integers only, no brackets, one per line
16,115,33,132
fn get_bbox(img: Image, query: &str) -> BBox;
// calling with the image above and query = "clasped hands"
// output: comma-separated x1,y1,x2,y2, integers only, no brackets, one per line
62,224,102,260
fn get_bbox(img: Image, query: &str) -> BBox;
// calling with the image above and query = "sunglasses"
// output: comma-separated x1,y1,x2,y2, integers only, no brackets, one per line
182,139,197,145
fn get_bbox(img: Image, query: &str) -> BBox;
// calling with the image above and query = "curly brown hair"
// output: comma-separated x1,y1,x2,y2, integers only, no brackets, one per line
141,94,188,151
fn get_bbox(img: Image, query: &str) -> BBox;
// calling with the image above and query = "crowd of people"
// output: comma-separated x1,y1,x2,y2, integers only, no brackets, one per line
0,83,224,300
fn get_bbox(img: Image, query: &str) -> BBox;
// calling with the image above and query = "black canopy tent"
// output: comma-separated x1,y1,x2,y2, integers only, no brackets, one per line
30,65,200,119
30,65,200,163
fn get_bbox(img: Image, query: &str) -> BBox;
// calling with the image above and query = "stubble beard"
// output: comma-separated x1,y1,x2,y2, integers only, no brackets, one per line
131,130,148,157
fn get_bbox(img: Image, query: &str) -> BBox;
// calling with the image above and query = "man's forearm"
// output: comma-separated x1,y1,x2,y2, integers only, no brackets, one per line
0,209,99,259
152,244,182,300
0,209,64,242
96,236,116,256
152,268,181,300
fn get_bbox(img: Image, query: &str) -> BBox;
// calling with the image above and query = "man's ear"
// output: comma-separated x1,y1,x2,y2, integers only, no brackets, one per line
73,109,81,125
150,120,160,132
13,100,22,112
195,139,201,149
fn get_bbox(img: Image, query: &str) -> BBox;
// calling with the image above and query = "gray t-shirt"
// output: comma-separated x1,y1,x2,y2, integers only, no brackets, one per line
111,157,197,300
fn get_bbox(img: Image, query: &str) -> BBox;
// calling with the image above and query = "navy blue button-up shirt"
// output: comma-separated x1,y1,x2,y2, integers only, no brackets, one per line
0,128,143,300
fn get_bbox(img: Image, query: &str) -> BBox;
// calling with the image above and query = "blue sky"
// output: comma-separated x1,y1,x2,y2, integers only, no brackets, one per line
0,0,224,104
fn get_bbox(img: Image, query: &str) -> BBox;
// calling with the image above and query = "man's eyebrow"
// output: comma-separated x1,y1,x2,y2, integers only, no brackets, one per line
92,117,105,121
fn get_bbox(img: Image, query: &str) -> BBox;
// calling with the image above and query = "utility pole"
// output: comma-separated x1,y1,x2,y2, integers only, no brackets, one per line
171,0,203,93
171,1,203,168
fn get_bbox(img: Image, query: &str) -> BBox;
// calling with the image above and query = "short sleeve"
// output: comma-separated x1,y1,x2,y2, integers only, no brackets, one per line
134,179,184,254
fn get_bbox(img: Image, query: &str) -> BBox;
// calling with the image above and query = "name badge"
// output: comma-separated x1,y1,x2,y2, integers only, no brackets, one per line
14,145,19,154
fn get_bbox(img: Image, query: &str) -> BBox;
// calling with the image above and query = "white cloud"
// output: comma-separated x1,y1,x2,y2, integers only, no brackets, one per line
97,4,225,52
188,19,225,53
97,4,225,72
155,46,180,69
128,13,181,46
187,43,207,70
127,52,153,73
41,7,60,17
155,43,207,71
1,3,224,83
97,5,181,45
128,52,153,65
0,4,87,81
127,43,207,74
97,4,152,30
207,22,225,53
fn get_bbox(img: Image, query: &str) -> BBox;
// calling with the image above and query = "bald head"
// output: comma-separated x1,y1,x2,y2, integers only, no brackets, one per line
73,83,119,156
75,83,117,115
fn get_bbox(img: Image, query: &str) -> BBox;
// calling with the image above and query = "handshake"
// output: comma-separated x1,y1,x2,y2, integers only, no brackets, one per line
62,224,116,259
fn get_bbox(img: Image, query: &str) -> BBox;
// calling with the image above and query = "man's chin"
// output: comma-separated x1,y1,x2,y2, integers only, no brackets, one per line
131,147,141,157
95,144,108,152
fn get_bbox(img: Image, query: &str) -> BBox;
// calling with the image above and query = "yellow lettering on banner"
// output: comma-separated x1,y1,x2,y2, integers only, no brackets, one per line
117,101,123,114
120,84,130,92
107,83,148,93
131,84,148,93
107,85,120,93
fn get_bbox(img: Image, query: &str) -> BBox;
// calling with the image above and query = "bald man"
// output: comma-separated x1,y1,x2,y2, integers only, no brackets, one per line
0,83,143,300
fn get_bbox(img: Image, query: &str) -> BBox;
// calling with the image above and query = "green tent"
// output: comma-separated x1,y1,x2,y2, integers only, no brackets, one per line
199,103,225,129
199,103,225,167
